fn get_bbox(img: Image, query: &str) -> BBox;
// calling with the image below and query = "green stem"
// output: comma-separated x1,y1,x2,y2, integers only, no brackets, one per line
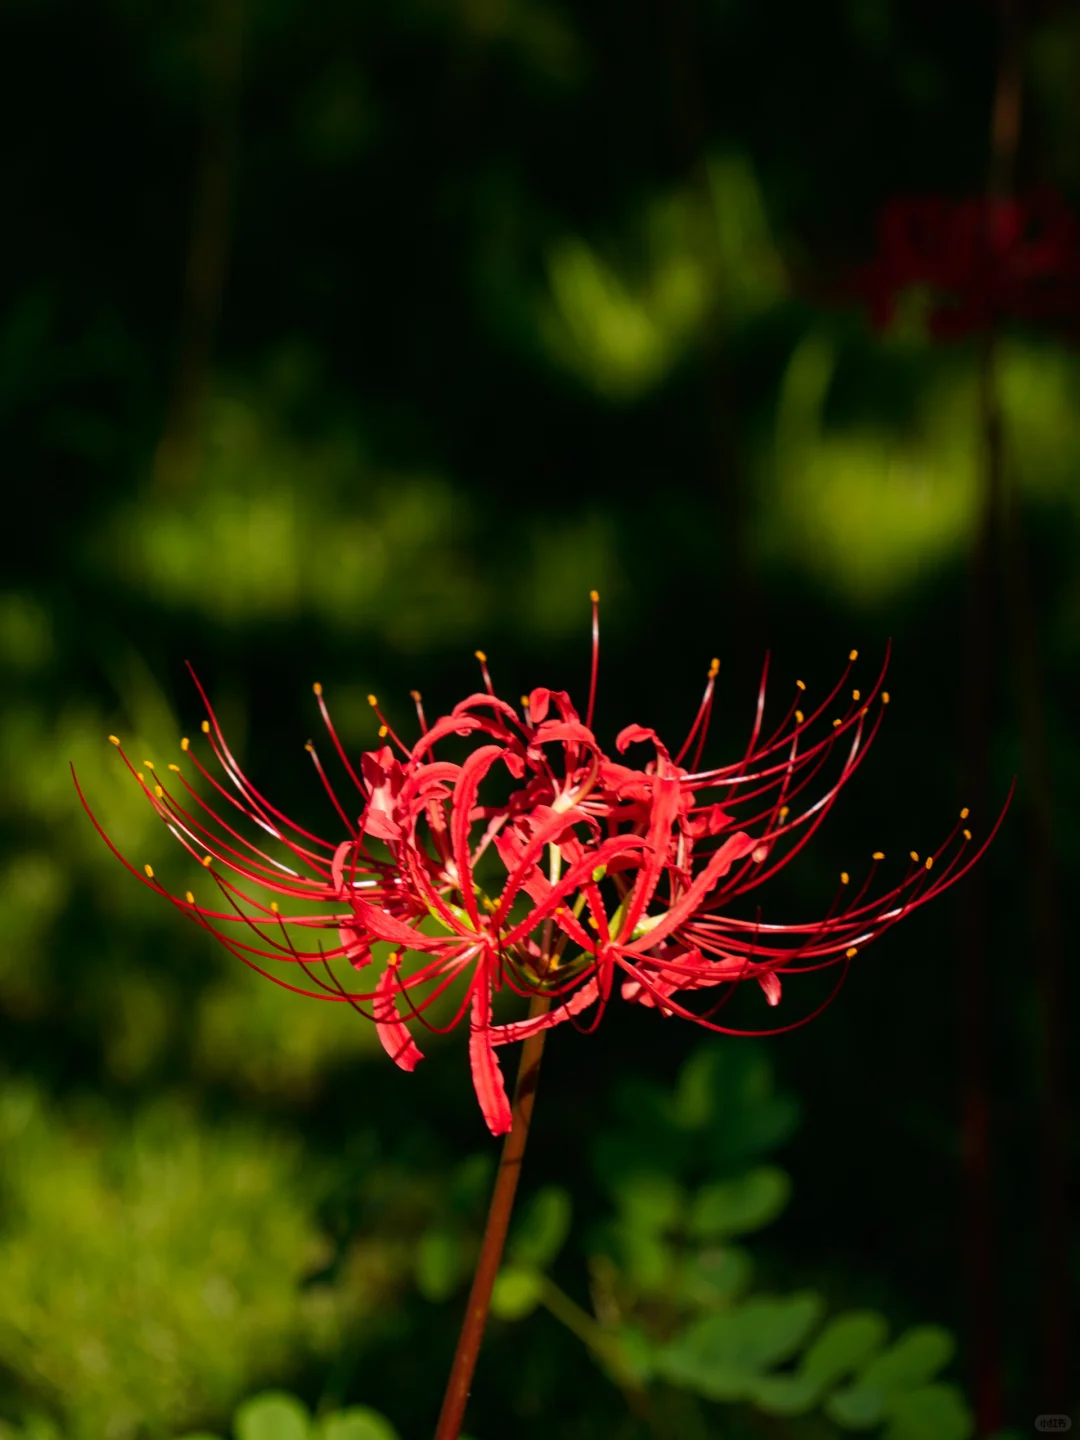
433,993,551,1440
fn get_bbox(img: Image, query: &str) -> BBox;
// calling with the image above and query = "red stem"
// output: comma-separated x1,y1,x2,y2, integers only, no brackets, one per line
433,995,551,1440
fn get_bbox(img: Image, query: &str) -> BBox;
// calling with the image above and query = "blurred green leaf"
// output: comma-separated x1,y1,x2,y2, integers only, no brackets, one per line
317,1407,401,1440
611,1173,685,1234
826,1326,958,1430
508,1185,572,1269
234,1394,310,1440
800,1311,889,1388
689,1166,791,1239
883,1385,973,1440
676,1246,753,1308
415,1228,468,1303
490,1266,545,1321
655,1292,824,1400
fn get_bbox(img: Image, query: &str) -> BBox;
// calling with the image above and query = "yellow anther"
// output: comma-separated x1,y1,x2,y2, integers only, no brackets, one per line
779,806,790,820
832,718,842,728
881,691,890,705
410,689,422,701
796,679,806,691
168,763,180,772
270,902,280,914
960,806,969,820
108,734,120,746
154,785,164,799
305,741,314,752
367,694,378,707
795,710,804,724
185,891,194,904
475,650,487,663
909,850,919,863
481,896,497,913
388,951,402,968
872,851,885,861
378,724,389,738
849,649,858,662
963,828,972,841
201,720,210,733
313,682,323,695
925,856,934,870
181,737,190,751
144,760,155,769
136,772,146,784
520,695,529,708
841,872,850,885
589,589,600,603
708,657,720,678
587,915,599,929
852,689,861,702
144,864,154,879
202,854,212,867
845,946,858,958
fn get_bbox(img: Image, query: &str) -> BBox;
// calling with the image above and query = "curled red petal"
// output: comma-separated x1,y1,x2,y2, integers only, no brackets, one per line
469,971,512,1135
375,966,424,1071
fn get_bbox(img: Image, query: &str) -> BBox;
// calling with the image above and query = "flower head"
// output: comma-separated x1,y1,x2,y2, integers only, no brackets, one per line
854,191,1080,338
78,597,1006,1135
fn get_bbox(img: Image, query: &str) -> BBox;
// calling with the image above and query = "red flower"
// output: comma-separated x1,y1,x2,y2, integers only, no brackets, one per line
854,191,1080,338
77,598,1006,1135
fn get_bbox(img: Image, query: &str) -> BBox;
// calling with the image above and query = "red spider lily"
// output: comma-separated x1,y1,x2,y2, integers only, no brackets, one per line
854,191,1080,338
75,597,1008,1135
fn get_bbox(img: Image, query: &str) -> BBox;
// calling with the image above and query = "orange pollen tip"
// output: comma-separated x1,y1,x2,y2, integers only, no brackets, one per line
168,764,180,772
796,679,806,691
909,851,920,862
852,689,861,702
849,649,858,661
925,856,934,870
181,737,190,751
587,916,598,929
378,724,389,738
795,710,804,724
202,855,212,867
201,720,210,733
779,806,790,819
881,692,890,704
860,707,868,717
304,742,314,752
410,689,421,701
846,946,858,958
872,851,885,861
154,785,164,799
832,718,842,728
144,864,154,879
963,828,972,840
960,806,970,820
841,872,850,885
367,694,378,707
589,589,600,603
108,734,120,745
313,682,323,695
520,695,530,708
388,951,402,968
185,891,194,904
475,650,487,663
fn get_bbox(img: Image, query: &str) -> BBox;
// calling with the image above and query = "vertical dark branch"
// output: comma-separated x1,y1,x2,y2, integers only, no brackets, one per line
957,0,1025,1428
153,0,246,493
959,338,1004,1437
659,0,761,664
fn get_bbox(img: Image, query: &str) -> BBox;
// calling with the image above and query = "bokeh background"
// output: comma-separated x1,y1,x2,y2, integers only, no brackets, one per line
1,0,1076,1436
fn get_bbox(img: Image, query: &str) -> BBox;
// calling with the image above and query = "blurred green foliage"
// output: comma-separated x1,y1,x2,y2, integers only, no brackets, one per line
1,0,1075,1432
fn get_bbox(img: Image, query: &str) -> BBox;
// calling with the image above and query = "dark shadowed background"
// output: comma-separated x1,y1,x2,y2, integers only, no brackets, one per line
0,1,1075,1437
